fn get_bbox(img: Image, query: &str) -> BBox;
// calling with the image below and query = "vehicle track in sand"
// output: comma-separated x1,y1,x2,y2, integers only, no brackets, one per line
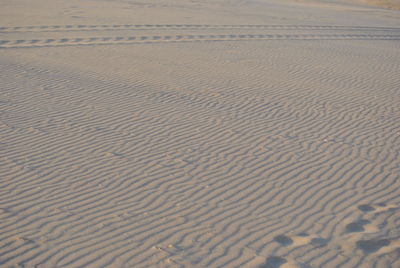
1,24,399,48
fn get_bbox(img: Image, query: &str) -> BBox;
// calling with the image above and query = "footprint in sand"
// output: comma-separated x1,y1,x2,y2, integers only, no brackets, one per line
358,203,398,213
274,233,328,247
345,219,378,233
260,256,298,268
356,238,400,255
339,206,399,256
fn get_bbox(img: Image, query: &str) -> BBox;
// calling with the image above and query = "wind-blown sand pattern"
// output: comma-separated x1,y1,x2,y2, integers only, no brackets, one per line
1,0,400,267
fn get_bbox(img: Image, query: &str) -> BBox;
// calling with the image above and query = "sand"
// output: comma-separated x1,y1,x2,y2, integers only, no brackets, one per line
361,0,400,10
1,0,400,267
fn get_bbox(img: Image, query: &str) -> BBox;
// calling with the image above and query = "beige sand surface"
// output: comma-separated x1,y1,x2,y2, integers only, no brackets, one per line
361,0,400,9
1,0,400,267
300,0,400,10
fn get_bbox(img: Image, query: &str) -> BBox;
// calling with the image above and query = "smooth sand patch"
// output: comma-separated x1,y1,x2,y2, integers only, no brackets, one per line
363,0,400,9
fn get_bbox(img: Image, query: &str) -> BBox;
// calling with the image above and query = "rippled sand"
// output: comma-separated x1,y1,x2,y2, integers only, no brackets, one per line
1,0,399,267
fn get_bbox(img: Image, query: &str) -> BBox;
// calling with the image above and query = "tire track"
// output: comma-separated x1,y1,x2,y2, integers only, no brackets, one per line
1,33,400,49
1,24,399,33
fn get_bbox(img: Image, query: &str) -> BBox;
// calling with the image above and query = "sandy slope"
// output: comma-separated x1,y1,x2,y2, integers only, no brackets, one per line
300,0,400,10
1,0,400,267
357,0,400,10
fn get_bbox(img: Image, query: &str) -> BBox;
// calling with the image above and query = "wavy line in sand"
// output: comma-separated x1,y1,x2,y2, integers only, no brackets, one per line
1,33,399,267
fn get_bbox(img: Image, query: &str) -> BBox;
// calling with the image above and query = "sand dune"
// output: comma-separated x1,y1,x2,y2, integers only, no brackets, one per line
361,0,400,9
1,0,400,267
299,0,400,10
